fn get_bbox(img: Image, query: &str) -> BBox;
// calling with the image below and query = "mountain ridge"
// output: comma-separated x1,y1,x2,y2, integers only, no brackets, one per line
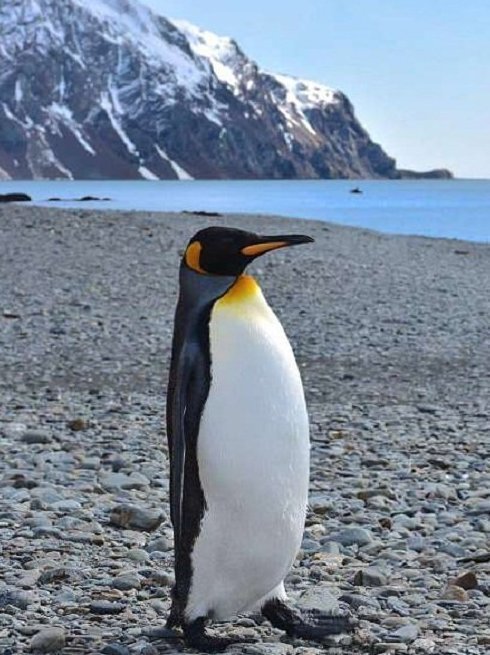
0,0,452,180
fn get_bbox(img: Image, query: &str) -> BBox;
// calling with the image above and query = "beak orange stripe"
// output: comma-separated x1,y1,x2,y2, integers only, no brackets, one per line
185,241,207,274
241,241,288,257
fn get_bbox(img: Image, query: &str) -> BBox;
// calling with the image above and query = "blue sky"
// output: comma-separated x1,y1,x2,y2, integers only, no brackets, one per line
142,0,490,178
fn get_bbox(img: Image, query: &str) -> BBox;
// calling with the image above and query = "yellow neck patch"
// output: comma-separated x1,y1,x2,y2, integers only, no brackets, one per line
217,275,260,306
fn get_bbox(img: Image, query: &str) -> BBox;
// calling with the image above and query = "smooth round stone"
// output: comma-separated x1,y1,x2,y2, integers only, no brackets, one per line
112,574,141,591
24,516,52,528
109,504,164,531
2,423,27,439
333,527,373,547
148,599,166,615
0,589,32,610
101,644,130,655
145,536,169,553
54,590,78,604
406,535,426,552
301,537,319,552
127,549,150,563
321,540,341,555
29,627,66,652
21,429,52,444
392,514,418,529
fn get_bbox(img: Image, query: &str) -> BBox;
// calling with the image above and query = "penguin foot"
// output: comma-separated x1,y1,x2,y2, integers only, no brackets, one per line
262,599,355,641
183,618,241,653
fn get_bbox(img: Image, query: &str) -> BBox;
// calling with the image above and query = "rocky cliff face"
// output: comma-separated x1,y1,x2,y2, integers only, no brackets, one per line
0,0,452,180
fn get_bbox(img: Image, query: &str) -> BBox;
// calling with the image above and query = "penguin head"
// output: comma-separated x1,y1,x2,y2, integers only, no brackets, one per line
183,226,314,277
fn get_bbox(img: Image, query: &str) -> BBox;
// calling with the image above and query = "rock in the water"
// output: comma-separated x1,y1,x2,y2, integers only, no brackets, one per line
110,504,164,531
29,627,66,652
0,193,31,202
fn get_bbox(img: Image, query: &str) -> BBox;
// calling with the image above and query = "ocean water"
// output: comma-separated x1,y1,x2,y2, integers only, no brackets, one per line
1,179,489,242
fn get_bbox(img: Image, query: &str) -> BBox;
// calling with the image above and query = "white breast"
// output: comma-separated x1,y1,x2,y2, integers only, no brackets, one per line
186,277,310,622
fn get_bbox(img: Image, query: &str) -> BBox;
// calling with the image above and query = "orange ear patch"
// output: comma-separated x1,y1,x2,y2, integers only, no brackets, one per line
241,241,288,257
185,241,207,274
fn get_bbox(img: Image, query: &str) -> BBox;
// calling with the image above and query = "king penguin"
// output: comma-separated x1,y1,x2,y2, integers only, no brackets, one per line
166,226,352,651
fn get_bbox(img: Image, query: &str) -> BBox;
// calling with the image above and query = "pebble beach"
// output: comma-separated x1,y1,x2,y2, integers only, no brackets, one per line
0,204,489,655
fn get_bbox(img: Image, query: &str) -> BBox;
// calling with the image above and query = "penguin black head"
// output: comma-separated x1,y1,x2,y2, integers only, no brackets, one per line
183,226,314,277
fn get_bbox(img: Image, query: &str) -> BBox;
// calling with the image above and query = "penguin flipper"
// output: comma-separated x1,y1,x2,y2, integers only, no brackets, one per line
169,339,204,543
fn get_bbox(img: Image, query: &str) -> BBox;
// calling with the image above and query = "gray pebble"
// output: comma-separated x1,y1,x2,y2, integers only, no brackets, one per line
299,584,340,613
387,623,419,643
353,566,387,587
127,548,150,563
0,589,32,610
145,536,169,553
89,601,126,615
101,644,131,655
21,429,52,444
333,527,373,547
109,504,164,531
112,573,141,591
29,627,66,652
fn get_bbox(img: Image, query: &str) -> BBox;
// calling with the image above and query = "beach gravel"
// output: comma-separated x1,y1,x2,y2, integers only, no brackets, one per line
0,205,489,654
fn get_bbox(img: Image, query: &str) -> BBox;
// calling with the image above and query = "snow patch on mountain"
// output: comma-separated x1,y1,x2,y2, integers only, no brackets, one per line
138,165,159,180
173,19,242,92
48,103,95,155
156,146,194,180
100,92,139,155
272,74,338,137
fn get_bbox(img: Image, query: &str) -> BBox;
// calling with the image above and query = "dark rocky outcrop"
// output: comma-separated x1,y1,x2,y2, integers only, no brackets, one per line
0,193,32,203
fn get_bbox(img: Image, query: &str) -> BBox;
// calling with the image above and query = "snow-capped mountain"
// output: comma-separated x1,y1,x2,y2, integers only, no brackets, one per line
0,0,451,180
